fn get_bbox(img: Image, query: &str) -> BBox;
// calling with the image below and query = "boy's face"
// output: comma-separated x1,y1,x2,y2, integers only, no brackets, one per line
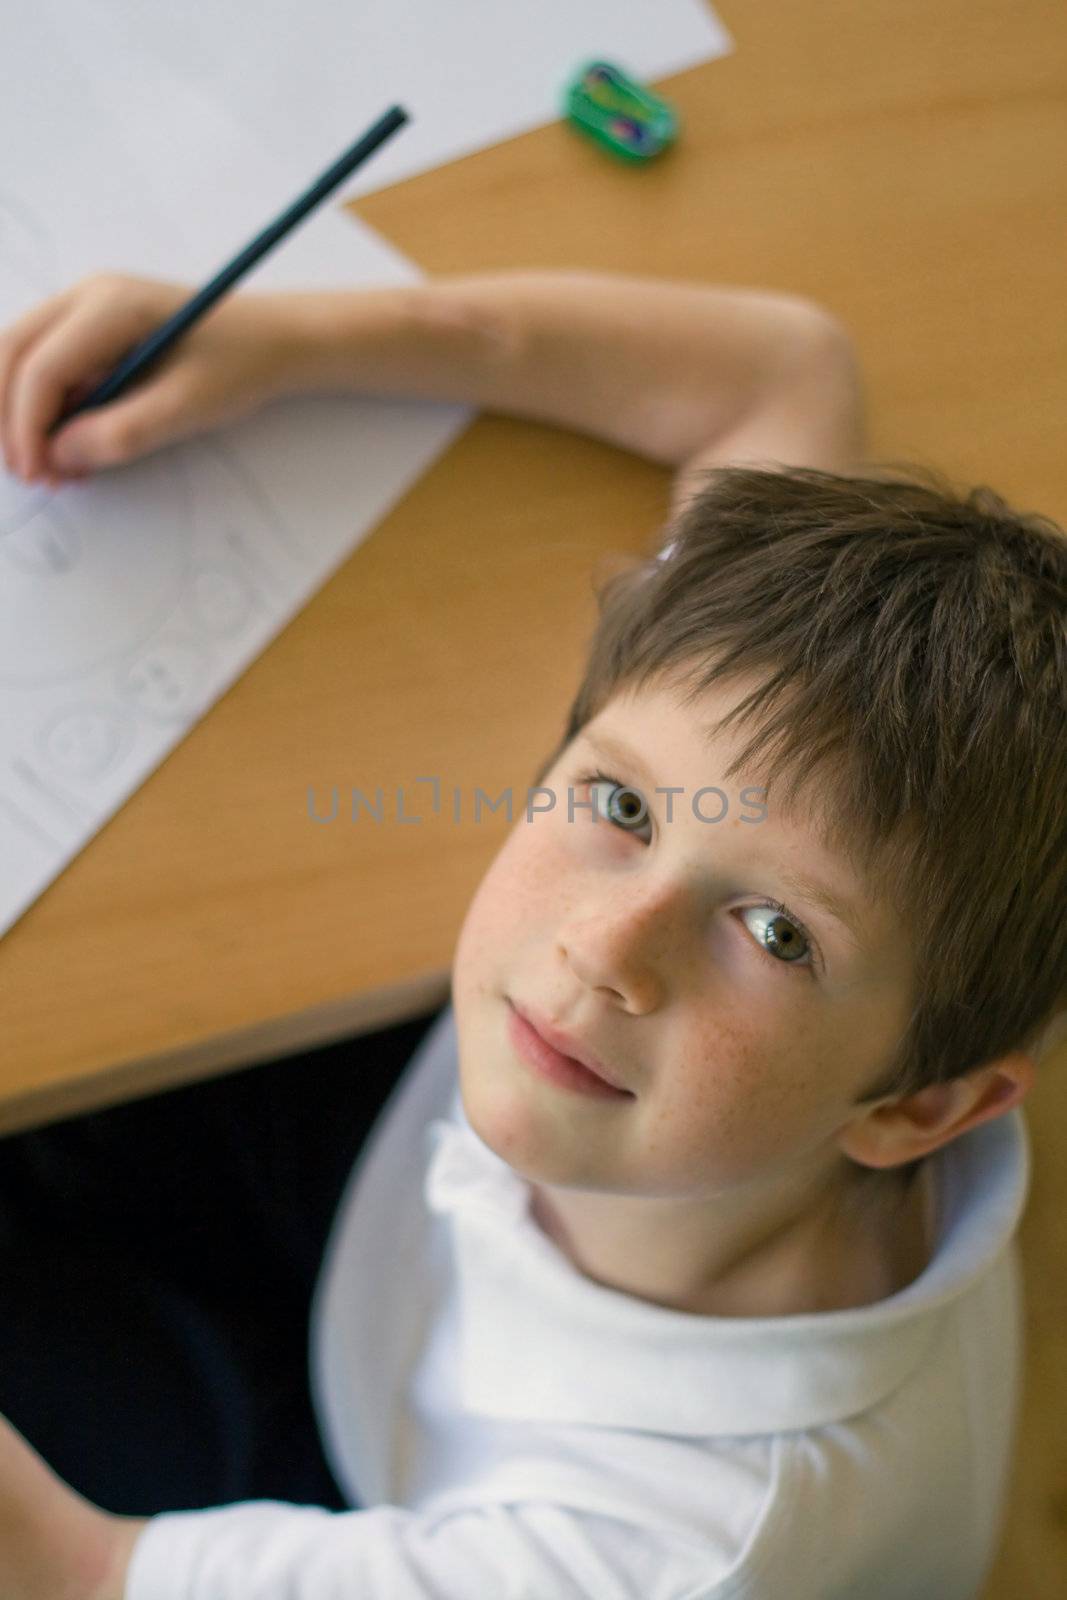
451,674,916,1200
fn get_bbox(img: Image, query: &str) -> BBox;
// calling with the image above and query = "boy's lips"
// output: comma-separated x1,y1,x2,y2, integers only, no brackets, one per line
506,999,633,1095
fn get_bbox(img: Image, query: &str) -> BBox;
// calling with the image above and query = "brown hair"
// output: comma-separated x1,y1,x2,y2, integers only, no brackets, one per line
542,463,1067,1105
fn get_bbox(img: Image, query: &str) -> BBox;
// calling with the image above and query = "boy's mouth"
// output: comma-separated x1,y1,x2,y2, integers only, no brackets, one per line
505,999,635,1098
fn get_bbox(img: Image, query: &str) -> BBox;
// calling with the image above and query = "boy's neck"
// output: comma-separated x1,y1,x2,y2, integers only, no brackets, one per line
527,1158,934,1318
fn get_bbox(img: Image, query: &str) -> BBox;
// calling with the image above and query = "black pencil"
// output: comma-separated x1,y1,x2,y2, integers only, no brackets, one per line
50,105,410,434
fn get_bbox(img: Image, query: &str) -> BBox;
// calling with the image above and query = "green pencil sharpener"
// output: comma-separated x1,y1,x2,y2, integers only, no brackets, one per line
563,60,680,163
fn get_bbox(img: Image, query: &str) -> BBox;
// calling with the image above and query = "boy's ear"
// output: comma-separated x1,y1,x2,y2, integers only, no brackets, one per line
836,1051,1035,1170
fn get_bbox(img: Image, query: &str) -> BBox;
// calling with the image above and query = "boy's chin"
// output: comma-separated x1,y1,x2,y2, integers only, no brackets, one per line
459,1067,551,1175
458,1065,616,1190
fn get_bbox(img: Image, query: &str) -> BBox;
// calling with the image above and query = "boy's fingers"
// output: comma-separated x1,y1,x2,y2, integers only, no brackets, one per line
0,292,73,471
7,296,162,480
49,364,199,474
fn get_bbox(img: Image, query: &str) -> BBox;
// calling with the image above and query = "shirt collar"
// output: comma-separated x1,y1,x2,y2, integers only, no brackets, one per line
423,1086,1030,1436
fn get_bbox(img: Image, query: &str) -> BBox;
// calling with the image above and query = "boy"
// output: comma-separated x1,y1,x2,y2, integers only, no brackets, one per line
0,270,1063,1598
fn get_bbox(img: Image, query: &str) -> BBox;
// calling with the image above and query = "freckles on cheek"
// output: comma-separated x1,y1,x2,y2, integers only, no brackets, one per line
720,1018,828,1163
654,1012,819,1174
491,826,575,930
454,823,565,990
453,881,502,1000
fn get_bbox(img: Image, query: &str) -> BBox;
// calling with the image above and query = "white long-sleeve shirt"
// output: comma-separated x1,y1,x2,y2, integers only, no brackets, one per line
126,1004,1030,1599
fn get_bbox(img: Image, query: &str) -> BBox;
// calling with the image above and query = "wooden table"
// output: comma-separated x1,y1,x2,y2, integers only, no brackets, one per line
2,7,1065,1583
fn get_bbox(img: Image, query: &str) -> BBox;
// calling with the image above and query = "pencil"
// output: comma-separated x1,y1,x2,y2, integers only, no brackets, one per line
50,105,410,434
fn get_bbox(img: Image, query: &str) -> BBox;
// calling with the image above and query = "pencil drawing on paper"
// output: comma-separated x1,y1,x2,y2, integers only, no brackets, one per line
0,459,194,688
0,435,302,690
0,419,306,907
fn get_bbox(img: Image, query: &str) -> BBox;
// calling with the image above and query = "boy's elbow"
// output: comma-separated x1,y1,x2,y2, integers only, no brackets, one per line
774,300,867,465
669,303,867,499
669,294,864,471
781,299,862,386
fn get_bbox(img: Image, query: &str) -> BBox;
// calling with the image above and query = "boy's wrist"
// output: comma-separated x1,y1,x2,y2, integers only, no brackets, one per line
93,1514,150,1600
257,284,428,398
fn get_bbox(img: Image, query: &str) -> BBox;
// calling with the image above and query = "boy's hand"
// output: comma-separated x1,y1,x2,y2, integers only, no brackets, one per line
0,1410,147,1600
0,272,306,486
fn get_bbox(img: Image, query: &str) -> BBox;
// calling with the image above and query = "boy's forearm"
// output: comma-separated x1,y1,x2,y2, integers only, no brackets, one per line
276,271,849,469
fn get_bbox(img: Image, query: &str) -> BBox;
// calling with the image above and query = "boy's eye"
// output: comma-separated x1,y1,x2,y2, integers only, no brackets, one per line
738,904,813,967
586,774,652,837
577,769,818,972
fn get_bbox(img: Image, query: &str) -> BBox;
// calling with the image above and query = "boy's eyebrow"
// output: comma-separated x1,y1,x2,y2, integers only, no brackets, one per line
580,730,659,794
768,866,865,945
580,729,866,943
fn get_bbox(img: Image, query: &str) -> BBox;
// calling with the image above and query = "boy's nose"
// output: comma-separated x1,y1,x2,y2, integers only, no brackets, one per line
556,889,681,1014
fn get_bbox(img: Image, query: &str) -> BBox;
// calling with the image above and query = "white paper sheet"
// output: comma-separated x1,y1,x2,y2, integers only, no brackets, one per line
0,2,731,940
79,1,732,205
0,32,470,939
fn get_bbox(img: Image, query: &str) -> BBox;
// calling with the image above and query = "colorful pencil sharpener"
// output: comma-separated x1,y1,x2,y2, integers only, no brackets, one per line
563,60,679,163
